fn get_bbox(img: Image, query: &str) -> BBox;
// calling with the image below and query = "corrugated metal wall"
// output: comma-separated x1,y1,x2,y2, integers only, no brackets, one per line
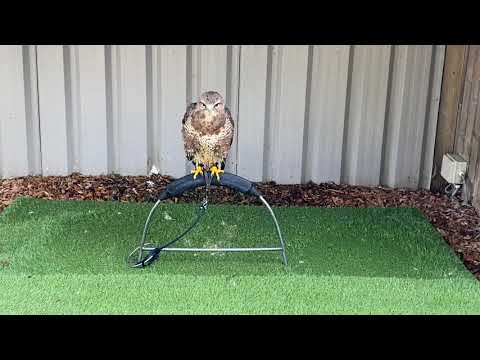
0,45,445,188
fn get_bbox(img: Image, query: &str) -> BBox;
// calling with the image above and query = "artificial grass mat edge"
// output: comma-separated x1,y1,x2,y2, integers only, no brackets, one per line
0,197,479,314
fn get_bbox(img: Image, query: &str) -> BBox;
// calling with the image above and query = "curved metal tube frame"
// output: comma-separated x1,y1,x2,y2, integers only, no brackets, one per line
130,172,288,268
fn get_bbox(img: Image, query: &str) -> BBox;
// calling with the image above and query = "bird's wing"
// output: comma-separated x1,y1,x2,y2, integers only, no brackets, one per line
182,102,196,124
182,102,198,161
218,106,235,159
224,106,235,147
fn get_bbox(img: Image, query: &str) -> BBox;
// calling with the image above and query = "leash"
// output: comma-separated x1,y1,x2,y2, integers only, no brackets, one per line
128,175,210,268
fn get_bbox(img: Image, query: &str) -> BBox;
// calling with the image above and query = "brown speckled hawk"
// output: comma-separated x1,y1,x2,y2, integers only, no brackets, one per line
181,91,234,180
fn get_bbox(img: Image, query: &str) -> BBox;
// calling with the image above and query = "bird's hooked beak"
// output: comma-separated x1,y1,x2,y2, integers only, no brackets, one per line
206,104,214,113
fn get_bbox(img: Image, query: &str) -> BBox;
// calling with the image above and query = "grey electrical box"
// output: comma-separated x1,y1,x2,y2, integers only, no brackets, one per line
441,153,467,184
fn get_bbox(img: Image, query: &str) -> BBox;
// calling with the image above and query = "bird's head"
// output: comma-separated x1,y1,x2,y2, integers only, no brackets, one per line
196,91,225,115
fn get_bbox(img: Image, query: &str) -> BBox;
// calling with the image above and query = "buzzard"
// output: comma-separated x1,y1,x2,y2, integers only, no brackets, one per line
181,91,234,181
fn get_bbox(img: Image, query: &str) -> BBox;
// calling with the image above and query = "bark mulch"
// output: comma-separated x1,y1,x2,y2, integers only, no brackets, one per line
1,173,479,279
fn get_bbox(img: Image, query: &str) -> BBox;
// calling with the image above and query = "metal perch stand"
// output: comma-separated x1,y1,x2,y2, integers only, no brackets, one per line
127,172,288,268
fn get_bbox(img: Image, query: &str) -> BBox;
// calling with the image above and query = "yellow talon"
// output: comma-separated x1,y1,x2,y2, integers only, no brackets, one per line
210,165,224,181
191,165,204,179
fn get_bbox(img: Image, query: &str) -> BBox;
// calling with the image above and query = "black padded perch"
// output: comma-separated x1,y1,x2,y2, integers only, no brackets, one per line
127,172,288,268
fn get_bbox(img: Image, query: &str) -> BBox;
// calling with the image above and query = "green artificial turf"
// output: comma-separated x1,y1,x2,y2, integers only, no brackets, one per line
0,197,479,314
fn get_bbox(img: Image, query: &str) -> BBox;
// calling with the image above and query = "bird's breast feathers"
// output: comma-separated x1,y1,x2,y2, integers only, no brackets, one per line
184,118,233,145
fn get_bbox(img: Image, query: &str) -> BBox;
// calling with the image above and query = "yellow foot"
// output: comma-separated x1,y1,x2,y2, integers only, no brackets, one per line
191,165,204,179
210,165,224,181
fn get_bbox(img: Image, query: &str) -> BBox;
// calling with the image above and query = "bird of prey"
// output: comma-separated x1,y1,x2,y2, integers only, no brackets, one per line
181,91,234,181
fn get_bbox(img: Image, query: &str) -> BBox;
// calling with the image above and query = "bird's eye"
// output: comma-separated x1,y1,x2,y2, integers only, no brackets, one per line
199,102,206,108
214,103,222,108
